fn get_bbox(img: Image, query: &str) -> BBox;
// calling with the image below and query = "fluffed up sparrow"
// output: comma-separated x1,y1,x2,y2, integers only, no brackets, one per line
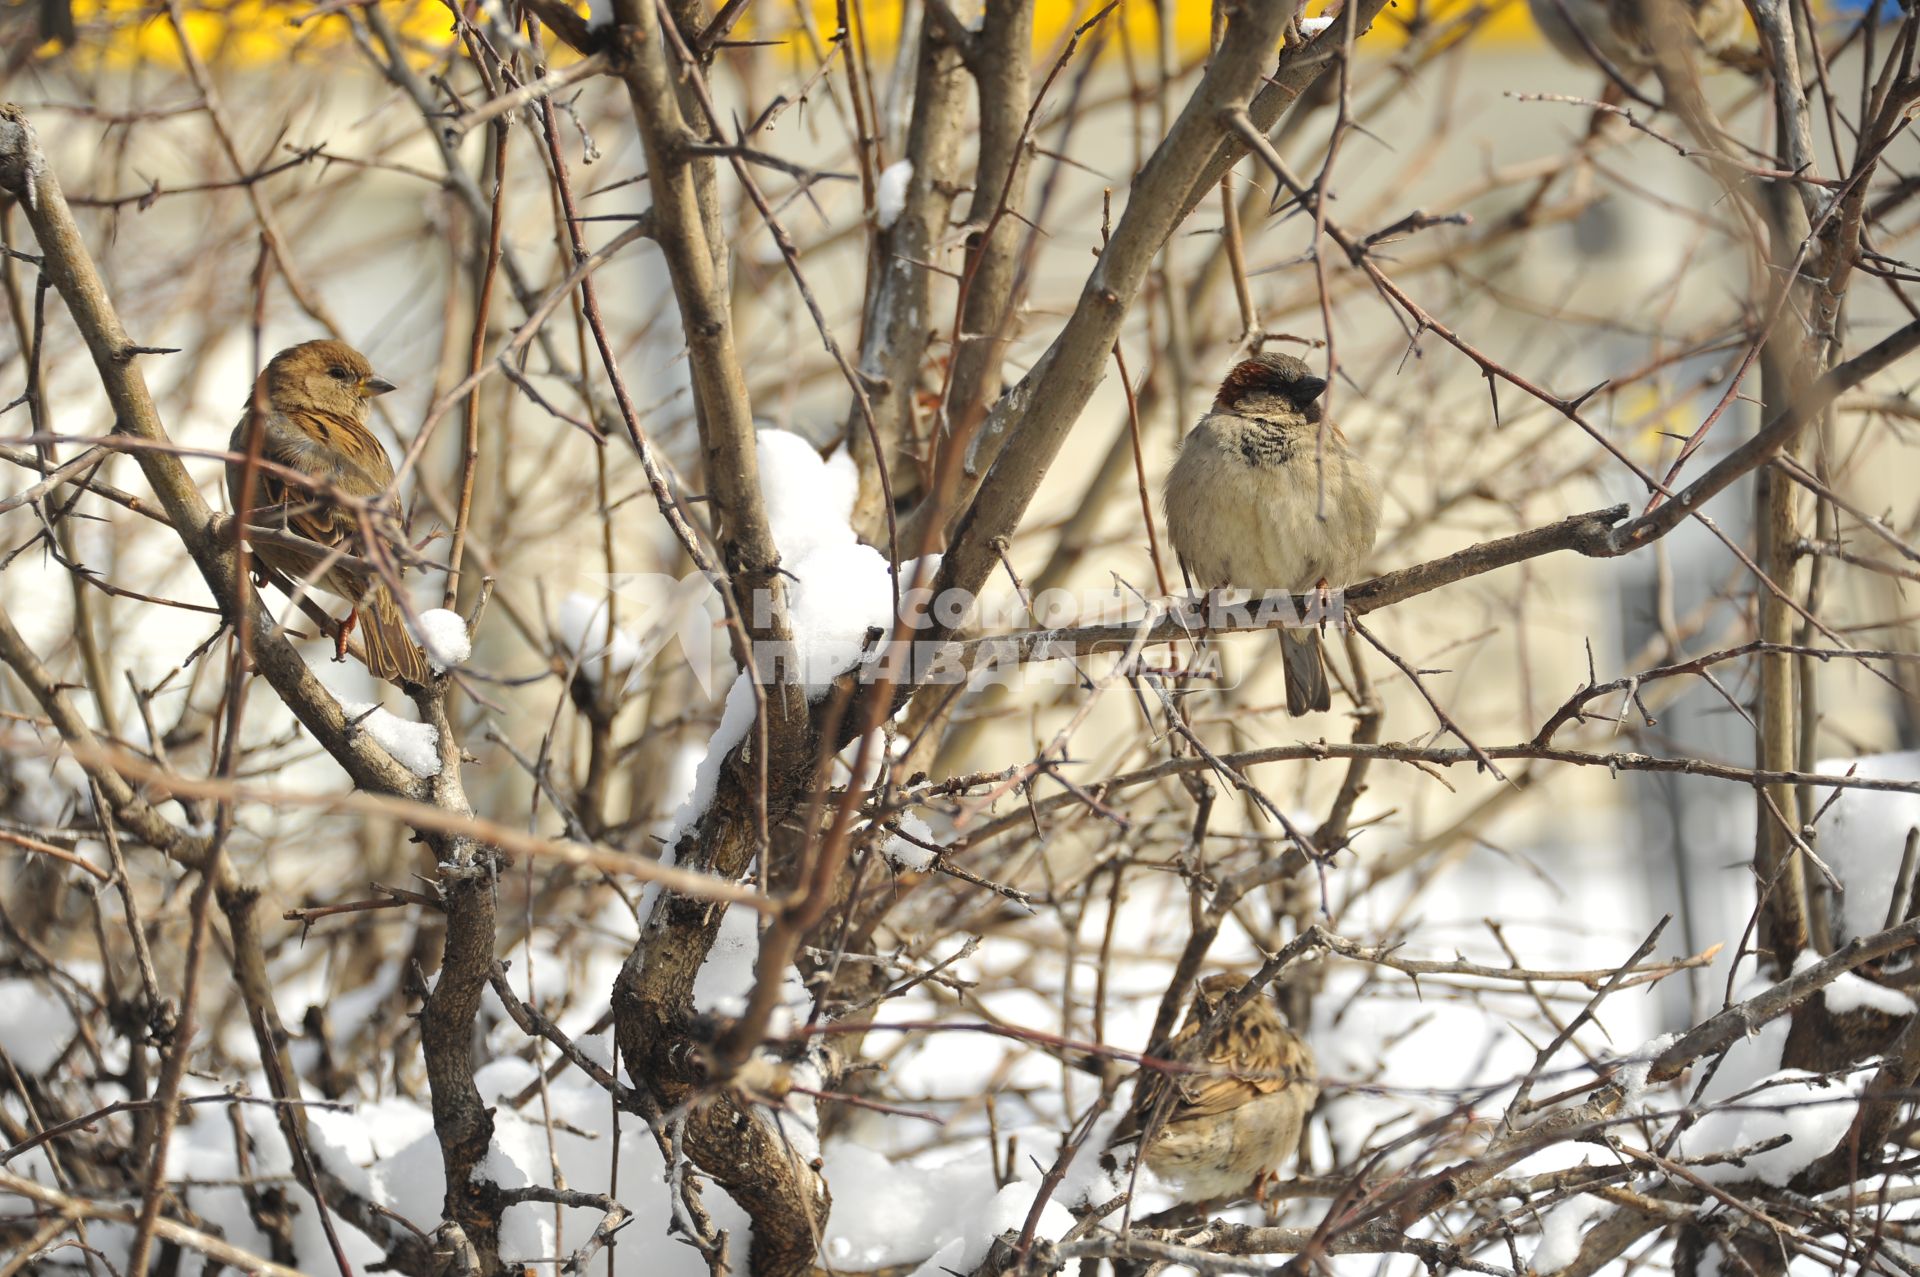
227,339,429,687
1108,973,1319,1206
1526,0,1745,78
1163,352,1381,716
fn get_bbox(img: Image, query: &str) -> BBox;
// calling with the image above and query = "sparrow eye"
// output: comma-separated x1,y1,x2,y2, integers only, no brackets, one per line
328,365,349,381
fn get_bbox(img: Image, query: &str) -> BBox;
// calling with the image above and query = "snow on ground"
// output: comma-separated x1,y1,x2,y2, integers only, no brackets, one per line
821,1140,1076,1272
818,833,1676,1256
73,1050,760,1275
9,803,1900,1275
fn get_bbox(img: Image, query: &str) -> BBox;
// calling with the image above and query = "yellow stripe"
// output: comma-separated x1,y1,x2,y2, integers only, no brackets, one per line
42,0,1554,67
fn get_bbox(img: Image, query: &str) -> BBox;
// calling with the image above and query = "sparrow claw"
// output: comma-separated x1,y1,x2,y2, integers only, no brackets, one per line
334,608,359,663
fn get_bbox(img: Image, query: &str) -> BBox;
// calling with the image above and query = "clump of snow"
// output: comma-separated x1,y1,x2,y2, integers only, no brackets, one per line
786,541,899,688
0,979,78,1073
691,917,748,1013
1695,967,1794,1106
649,431,938,859
143,1078,393,1272
759,1055,825,1166
554,592,644,686
694,903,805,1026
651,741,704,837
687,894,752,1013
821,1141,1076,1273
410,607,471,672
975,1183,1075,1257
1300,14,1336,34
1789,950,1918,1017
875,159,914,229
1823,970,1917,1016
884,813,938,871
1813,751,1920,944
1612,1032,1679,1111
754,430,935,694
1530,1194,1608,1274
664,673,758,847
659,431,940,846
343,703,441,778
1684,1068,1868,1186
7,747,89,828
758,430,859,564
357,1062,751,1273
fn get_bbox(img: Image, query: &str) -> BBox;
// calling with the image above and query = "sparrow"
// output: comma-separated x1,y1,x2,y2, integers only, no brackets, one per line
227,339,429,687
1526,0,1745,78
1163,352,1381,715
1108,974,1318,1206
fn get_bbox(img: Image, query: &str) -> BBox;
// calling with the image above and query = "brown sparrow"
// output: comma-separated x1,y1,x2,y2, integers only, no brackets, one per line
1109,974,1318,1205
1163,353,1381,715
227,340,428,687
1526,0,1745,77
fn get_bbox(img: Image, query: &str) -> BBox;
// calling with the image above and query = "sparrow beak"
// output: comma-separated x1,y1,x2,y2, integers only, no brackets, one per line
1293,376,1327,404
361,375,397,398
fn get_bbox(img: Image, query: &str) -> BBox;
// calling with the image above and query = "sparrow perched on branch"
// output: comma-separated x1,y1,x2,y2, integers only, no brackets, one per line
1163,352,1381,715
1108,974,1318,1205
227,339,428,687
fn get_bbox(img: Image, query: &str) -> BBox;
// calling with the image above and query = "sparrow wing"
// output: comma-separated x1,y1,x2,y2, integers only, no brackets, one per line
1163,1028,1306,1121
1137,1012,1316,1128
1111,983,1317,1152
233,409,393,551
1105,1015,1203,1149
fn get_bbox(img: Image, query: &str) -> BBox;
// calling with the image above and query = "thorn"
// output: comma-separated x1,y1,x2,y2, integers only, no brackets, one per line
1566,378,1611,412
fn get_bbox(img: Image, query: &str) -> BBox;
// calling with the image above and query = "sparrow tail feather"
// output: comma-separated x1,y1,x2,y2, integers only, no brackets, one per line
359,584,429,687
1278,630,1330,716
